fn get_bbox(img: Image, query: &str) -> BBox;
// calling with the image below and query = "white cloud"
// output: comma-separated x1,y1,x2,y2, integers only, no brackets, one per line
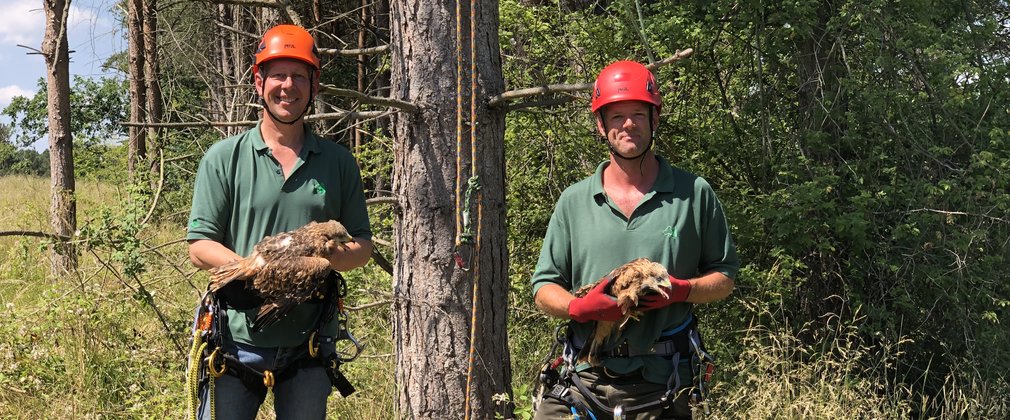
0,0,114,47
0,85,34,110
0,0,44,46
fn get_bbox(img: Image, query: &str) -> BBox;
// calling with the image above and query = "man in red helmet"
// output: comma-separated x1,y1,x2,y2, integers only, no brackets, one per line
186,24,373,419
531,61,740,419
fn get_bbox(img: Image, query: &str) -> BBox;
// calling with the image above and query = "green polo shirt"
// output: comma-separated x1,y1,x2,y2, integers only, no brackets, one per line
187,122,372,348
531,155,739,384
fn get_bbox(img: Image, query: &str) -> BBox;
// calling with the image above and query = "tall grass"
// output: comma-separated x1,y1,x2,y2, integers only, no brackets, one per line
0,175,396,418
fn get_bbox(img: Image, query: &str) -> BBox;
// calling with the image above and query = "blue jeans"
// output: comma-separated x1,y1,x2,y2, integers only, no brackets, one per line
198,340,333,420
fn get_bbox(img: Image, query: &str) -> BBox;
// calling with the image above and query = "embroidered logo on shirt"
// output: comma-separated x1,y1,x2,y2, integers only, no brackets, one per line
663,226,677,239
189,220,201,230
313,180,327,195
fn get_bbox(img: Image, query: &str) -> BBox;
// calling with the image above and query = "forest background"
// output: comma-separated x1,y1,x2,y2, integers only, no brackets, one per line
1,0,1008,418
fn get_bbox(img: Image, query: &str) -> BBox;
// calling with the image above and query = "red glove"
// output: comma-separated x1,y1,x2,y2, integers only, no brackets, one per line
638,275,692,310
568,279,625,323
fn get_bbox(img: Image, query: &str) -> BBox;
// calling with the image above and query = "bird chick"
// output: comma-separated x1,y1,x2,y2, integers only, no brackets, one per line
208,220,354,331
573,258,671,364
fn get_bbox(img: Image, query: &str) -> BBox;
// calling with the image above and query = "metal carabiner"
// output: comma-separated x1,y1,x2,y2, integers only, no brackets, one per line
335,318,366,362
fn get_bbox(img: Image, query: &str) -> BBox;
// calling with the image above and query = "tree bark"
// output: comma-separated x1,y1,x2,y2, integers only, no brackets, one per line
42,0,77,275
126,0,147,178
390,0,512,418
142,0,163,181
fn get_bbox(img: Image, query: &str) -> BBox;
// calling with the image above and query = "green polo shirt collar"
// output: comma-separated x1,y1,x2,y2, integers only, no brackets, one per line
589,155,677,210
250,122,324,156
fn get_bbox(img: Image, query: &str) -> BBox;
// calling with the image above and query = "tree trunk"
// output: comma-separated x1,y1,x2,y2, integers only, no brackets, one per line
42,0,77,275
126,0,147,178
142,0,163,181
389,0,512,418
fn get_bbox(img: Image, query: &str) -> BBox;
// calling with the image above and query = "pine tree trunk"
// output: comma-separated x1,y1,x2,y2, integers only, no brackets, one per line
126,0,147,178
42,0,77,275
389,0,512,418
142,0,163,181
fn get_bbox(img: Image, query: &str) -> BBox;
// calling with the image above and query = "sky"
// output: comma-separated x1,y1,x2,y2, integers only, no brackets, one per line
0,0,123,149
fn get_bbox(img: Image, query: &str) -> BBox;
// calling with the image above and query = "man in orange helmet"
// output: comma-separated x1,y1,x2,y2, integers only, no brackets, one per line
531,61,740,419
186,24,373,419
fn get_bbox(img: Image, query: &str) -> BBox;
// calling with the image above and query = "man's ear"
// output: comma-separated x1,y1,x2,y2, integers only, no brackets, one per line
253,70,264,98
595,112,607,137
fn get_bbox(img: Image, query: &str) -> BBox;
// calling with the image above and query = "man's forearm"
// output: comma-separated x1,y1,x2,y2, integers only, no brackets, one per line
188,239,241,270
329,237,374,271
534,283,577,319
684,271,734,304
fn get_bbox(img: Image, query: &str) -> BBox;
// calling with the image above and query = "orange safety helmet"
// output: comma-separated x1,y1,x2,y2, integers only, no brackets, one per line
590,61,661,113
253,24,320,74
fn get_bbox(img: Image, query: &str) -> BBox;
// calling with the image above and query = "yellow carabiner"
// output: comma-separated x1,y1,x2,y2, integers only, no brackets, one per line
263,370,275,389
207,348,227,378
308,331,320,358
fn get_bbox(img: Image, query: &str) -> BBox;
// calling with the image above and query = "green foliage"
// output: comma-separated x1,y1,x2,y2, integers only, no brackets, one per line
77,182,152,279
501,0,1010,416
3,76,127,147
2,76,128,180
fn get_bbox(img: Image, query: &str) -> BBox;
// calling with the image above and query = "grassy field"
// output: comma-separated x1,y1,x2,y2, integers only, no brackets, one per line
1,175,1006,419
0,176,397,418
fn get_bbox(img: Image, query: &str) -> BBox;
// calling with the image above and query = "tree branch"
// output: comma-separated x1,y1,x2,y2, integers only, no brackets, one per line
207,0,301,26
320,84,418,113
0,230,69,240
488,48,694,108
121,109,393,128
319,45,389,57
347,300,392,311
140,150,166,226
365,196,399,206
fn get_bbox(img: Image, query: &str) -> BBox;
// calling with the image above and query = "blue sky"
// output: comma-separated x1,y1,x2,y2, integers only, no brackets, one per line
0,0,122,148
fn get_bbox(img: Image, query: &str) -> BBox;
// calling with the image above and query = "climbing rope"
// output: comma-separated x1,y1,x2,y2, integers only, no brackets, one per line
186,330,206,420
461,0,483,416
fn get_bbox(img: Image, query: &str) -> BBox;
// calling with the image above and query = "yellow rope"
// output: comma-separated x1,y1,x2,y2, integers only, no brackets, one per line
454,0,465,247
186,330,204,420
463,0,482,416
208,367,216,420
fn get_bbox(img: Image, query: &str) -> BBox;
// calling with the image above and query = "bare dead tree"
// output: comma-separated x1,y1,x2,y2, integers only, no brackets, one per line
42,0,78,276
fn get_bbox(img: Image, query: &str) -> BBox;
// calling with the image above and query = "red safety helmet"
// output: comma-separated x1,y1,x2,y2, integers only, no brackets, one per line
590,61,661,113
253,24,320,74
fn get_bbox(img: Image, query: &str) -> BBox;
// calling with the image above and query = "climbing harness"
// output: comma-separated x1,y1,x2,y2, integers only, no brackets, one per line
185,272,364,419
533,314,717,418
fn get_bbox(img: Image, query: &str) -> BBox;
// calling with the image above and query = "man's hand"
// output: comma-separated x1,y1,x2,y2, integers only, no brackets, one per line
638,275,692,310
568,279,625,323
